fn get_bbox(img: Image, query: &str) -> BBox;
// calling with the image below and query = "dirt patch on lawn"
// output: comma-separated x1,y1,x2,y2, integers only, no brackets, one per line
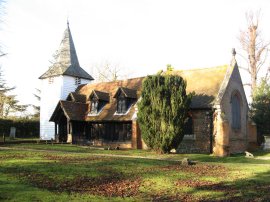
145,164,229,177
175,179,230,190
0,153,31,160
42,154,108,163
174,178,270,202
18,172,141,197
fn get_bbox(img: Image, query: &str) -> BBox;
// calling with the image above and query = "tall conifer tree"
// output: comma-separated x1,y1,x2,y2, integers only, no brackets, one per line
138,74,192,153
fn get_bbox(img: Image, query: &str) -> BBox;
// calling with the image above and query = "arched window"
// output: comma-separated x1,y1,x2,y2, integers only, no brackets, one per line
231,93,241,130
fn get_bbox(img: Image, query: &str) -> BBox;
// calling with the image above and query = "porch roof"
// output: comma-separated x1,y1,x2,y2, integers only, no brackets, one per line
50,100,89,122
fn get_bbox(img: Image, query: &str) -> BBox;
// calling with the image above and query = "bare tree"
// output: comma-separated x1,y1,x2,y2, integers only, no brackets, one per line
239,10,270,95
94,60,131,82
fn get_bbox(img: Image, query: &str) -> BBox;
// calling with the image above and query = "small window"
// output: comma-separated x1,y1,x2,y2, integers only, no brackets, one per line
117,97,127,114
48,77,54,84
231,93,241,130
183,116,195,140
75,77,81,85
90,100,98,114
89,99,106,115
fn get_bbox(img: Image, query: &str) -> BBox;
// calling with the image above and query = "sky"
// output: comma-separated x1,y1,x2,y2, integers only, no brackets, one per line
0,0,270,109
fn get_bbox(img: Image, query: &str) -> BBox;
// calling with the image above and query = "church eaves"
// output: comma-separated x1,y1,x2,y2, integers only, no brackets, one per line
39,23,94,80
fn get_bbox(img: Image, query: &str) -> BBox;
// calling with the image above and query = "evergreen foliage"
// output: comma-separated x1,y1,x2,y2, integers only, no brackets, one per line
251,79,270,142
32,88,41,118
0,67,28,117
0,117,39,138
137,74,192,153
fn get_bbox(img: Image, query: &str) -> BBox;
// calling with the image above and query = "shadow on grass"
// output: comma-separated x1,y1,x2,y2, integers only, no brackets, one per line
183,169,270,201
182,153,270,164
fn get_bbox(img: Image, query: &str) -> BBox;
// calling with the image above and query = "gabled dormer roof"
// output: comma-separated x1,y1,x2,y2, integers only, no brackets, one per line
66,92,87,103
39,22,94,80
90,90,110,102
113,87,137,99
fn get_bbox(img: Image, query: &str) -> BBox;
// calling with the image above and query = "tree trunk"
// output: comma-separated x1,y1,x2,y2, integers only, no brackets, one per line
249,25,257,94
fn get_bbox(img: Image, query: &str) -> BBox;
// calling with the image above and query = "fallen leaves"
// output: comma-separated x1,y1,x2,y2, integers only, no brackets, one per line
143,163,229,177
17,171,141,197
42,154,105,163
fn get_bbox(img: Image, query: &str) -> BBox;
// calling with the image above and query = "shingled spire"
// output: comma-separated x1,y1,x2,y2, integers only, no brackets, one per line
39,22,94,80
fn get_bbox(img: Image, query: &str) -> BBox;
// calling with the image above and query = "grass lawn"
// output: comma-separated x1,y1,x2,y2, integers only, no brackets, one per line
0,137,40,143
0,144,269,201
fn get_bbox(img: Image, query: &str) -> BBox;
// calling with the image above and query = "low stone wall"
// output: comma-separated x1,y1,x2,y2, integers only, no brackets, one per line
177,139,201,153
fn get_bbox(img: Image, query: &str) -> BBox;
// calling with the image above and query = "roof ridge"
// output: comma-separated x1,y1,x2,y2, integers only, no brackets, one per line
174,65,228,72
90,76,146,85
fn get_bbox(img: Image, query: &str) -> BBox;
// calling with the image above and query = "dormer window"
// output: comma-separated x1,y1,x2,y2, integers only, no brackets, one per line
75,77,81,85
89,90,109,115
117,95,127,114
90,99,99,114
114,87,137,115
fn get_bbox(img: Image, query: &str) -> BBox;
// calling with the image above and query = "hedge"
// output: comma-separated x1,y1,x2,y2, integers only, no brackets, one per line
0,118,40,138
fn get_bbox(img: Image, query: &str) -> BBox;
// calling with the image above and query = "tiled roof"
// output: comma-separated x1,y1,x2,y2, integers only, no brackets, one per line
169,65,228,108
90,90,110,102
50,100,89,122
39,24,94,80
67,92,87,103
77,77,144,121
113,87,137,99
50,66,229,122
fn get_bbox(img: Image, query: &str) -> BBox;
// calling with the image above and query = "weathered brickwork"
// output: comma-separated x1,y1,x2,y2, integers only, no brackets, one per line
177,109,212,153
247,121,258,151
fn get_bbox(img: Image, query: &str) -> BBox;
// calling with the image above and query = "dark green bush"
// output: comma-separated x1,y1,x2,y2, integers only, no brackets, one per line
0,118,39,138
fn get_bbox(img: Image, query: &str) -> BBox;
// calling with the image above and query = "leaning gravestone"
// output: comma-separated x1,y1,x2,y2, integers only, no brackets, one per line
10,127,16,139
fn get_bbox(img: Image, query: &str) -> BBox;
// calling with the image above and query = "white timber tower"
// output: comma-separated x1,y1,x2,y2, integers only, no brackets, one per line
39,22,94,140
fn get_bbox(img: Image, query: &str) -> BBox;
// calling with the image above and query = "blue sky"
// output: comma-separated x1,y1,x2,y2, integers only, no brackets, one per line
0,0,270,107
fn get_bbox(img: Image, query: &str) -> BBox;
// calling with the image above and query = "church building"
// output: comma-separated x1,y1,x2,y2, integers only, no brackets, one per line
40,24,257,156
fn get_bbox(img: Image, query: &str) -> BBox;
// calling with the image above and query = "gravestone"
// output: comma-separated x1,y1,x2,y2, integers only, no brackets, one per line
10,127,16,139
245,151,254,158
263,136,270,150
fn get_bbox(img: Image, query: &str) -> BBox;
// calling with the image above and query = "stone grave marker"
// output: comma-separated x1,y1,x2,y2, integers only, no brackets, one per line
10,127,16,139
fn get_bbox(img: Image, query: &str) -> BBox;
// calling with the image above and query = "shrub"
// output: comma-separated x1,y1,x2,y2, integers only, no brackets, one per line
251,79,270,144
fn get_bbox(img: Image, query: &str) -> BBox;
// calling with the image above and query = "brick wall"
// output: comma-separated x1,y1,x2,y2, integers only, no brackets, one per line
177,109,212,153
